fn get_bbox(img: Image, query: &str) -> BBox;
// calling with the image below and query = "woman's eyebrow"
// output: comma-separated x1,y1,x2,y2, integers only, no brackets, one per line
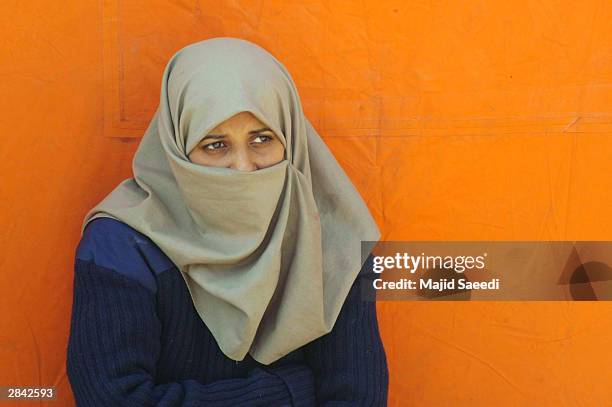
249,127,273,134
202,134,226,140
204,128,273,139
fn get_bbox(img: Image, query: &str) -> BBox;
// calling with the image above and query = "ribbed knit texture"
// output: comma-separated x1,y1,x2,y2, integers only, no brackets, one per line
66,218,388,406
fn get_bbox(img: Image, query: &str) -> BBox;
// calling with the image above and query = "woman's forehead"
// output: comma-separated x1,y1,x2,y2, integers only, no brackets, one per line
209,111,267,130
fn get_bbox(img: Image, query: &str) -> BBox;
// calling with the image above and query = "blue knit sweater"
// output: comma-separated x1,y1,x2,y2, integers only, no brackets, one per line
66,217,388,406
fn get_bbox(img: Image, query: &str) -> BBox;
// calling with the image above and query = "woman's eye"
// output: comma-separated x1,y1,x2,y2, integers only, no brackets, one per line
252,135,273,144
203,141,226,151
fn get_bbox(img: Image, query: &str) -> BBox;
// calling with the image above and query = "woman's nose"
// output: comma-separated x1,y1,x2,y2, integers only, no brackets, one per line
230,150,258,172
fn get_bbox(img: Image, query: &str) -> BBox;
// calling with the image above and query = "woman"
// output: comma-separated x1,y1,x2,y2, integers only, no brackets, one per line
67,37,388,406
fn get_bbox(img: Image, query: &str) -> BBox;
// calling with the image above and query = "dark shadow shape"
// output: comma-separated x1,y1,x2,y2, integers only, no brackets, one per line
569,261,612,301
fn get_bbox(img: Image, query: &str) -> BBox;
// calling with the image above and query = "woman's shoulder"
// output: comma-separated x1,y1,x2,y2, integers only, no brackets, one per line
75,217,175,293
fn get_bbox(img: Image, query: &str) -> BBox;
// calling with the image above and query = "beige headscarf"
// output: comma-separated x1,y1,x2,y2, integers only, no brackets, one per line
81,37,380,364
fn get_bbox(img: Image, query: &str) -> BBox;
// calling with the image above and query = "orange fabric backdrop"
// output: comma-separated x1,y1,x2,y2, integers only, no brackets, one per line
1,1,611,405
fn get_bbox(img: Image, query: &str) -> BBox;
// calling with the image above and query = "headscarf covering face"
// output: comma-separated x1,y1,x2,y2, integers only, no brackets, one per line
82,37,380,364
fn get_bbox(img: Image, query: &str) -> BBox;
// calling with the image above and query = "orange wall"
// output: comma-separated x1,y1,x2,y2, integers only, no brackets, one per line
1,1,611,405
